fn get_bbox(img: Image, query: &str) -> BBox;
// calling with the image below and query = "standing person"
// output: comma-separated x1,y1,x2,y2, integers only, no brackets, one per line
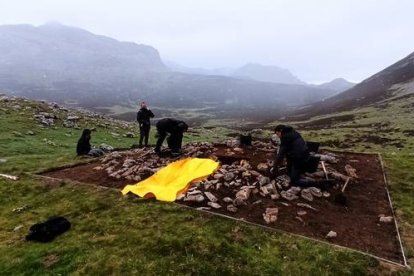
272,125,334,188
76,129,104,157
136,101,154,147
154,118,188,157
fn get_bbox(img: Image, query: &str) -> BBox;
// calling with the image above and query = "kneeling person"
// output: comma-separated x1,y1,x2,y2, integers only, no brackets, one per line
76,129,104,157
272,125,333,189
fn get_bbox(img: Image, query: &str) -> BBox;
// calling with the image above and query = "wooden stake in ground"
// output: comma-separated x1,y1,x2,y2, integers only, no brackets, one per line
334,177,351,206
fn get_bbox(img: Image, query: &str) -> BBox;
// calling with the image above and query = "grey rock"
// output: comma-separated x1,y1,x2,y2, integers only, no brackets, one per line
308,187,322,197
196,207,211,211
213,173,224,180
276,175,291,187
184,194,205,202
297,203,318,211
297,210,307,216
223,197,233,203
326,231,337,238
67,115,80,121
379,216,393,223
259,176,270,186
256,163,269,173
227,205,238,213
263,208,278,224
13,225,24,232
207,202,221,209
280,191,299,201
100,143,114,152
223,172,235,182
270,193,280,200
12,131,23,137
204,192,218,203
301,189,314,202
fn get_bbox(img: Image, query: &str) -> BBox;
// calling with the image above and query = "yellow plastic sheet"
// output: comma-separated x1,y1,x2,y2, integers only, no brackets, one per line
121,158,219,202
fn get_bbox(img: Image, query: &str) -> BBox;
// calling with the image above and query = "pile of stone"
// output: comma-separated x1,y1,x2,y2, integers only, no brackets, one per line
34,112,57,126
176,157,328,218
176,149,358,225
92,142,217,183
87,137,358,225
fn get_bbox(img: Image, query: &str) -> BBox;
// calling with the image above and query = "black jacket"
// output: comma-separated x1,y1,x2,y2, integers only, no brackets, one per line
137,108,154,128
156,118,188,134
275,126,309,165
77,137,91,156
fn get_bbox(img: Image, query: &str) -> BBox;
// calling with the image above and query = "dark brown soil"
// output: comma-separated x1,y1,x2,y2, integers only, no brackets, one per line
42,147,403,263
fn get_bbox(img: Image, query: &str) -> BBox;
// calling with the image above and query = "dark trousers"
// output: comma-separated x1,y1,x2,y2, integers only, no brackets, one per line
139,126,150,146
155,130,183,153
287,159,317,188
167,133,183,153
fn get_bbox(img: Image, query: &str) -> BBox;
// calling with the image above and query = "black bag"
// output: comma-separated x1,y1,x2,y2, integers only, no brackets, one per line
305,155,320,173
306,141,320,153
239,134,252,146
26,216,71,242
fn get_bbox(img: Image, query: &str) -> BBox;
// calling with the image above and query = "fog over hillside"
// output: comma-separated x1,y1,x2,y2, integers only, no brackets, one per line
0,23,341,120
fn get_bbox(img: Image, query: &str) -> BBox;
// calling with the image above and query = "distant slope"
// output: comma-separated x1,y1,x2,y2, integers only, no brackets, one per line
292,51,414,119
315,78,355,93
0,22,166,82
0,23,336,116
166,61,305,85
232,63,305,85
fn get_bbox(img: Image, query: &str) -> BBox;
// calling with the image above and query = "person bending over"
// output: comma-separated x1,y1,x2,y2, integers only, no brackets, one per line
154,118,188,157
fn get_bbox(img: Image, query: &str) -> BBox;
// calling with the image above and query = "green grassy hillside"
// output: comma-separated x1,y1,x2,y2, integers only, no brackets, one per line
0,96,411,274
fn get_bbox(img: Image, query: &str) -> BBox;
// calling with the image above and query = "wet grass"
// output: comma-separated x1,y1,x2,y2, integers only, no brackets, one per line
0,96,411,274
0,177,377,275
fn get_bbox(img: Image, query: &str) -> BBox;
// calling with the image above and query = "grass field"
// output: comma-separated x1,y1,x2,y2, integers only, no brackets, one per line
0,96,413,274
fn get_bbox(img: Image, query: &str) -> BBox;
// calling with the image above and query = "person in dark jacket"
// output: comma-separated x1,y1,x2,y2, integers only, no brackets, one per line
136,101,155,147
272,125,333,188
76,129,104,157
154,118,188,156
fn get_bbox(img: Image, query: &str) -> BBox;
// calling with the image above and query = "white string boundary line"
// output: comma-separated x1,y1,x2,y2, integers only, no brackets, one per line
177,203,408,268
30,149,410,268
32,172,408,268
377,152,409,268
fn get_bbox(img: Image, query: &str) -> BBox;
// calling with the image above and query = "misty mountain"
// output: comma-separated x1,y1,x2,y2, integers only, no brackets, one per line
315,78,355,93
0,22,166,83
164,60,234,76
292,51,414,119
232,63,305,85
0,23,337,118
166,61,304,85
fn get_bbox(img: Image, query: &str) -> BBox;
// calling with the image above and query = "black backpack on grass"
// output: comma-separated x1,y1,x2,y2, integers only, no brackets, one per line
26,216,71,242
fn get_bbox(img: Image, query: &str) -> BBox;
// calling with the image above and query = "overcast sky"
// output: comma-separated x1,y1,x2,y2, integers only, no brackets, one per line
1,0,413,83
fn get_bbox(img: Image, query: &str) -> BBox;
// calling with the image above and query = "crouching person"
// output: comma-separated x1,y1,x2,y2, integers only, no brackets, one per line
272,125,334,189
154,118,188,157
76,129,104,157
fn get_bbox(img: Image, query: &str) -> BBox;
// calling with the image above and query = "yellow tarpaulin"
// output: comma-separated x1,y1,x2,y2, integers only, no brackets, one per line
121,158,219,202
